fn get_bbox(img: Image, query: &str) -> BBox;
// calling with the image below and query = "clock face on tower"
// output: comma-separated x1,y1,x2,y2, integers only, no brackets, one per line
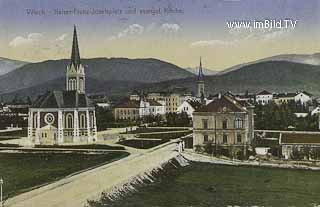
44,113,55,125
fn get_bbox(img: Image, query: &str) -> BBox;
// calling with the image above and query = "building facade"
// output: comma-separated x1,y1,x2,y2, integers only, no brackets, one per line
177,99,202,118
114,98,165,120
280,132,320,159
27,26,97,145
192,94,254,154
256,90,273,105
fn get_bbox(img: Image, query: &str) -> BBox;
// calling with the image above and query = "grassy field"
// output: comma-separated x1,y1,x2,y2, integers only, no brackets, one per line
35,144,126,150
0,128,27,141
93,163,320,207
137,131,192,140
0,151,129,199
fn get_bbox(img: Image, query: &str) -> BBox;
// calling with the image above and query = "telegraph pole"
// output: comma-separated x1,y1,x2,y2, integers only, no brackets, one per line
0,178,3,207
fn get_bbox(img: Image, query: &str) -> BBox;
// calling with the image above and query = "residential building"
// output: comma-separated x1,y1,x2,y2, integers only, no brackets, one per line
165,93,188,113
192,94,254,154
256,90,273,105
27,26,97,145
114,100,140,120
148,99,166,116
280,132,320,159
177,99,202,118
114,98,165,120
273,91,312,105
294,91,312,105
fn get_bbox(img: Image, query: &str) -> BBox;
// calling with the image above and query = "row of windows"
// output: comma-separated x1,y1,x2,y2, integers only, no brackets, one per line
203,133,242,143
202,118,243,129
68,78,84,91
118,109,139,115
33,113,94,129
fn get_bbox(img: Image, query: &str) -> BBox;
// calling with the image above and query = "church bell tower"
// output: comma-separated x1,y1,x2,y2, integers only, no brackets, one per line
197,57,205,98
66,25,86,94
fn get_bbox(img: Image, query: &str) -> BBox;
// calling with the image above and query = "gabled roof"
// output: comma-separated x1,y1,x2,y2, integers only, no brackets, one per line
148,99,162,106
195,95,248,113
115,99,140,108
257,90,272,95
301,91,312,97
32,90,94,108
186,100,202,110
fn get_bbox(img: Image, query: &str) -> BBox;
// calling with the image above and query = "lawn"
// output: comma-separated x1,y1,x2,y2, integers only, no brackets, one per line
0,128,27,141
0,151,129,199
35,144,126,150
123,127,190,134
92,163,320,207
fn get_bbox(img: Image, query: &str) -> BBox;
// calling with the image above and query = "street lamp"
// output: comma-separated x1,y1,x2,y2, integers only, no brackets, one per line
0,177,3,207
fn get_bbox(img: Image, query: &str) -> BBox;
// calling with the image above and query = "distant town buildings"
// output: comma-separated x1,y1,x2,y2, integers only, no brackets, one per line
273,91,312,105
113,96,166,120
27,26,97,145
254,90,312,105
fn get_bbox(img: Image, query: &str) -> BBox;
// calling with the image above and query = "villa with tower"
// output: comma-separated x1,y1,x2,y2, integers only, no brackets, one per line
27,26,97,145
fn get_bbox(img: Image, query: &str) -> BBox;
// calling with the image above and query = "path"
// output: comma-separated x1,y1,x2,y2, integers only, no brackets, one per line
6,141,179,207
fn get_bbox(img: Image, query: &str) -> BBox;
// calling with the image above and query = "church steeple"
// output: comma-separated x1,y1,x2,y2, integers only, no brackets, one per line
198,57,204,81
197,57,205,99
66,25,86,94
71,25,81,68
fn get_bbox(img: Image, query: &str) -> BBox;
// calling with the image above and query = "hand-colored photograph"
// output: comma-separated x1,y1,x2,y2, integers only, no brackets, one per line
0,0,320,206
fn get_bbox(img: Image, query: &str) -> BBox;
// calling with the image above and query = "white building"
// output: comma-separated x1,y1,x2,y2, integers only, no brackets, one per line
149,99,166,116
294,92,312,105
312,107,320,116
177,100,202,118
256,90,273,105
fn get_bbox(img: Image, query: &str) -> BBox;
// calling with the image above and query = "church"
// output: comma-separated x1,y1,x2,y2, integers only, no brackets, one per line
27,26,97,145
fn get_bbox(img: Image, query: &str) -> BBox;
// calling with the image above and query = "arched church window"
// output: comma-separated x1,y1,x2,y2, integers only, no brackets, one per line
33,114,38,128
66,114,73,128
80,114,86,128
79,79,83,91
90,114,94,128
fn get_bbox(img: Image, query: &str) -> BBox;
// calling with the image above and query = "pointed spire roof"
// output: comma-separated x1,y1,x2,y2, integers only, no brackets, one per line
197,57,204,81
70,25,81,68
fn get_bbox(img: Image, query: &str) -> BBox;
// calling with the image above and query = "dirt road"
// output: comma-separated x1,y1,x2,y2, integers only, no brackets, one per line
6,142,179,207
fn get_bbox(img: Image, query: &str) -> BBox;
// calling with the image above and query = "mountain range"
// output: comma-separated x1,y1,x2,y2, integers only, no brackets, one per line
0,58,194,95
1,52,320,102
0,57,28,76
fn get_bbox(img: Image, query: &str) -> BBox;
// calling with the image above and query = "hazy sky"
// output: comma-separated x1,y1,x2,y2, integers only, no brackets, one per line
0,0,319,70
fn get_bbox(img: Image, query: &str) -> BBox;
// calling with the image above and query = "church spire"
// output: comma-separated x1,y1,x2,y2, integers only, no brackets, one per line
71,25,81,68
66,25,86,94
198,57,204,81
196,57,205,99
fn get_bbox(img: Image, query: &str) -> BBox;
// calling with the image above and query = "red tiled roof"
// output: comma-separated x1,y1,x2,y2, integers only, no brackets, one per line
115,100,140,108
257,90,272,95
281,133,320,144
195,95,247,113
